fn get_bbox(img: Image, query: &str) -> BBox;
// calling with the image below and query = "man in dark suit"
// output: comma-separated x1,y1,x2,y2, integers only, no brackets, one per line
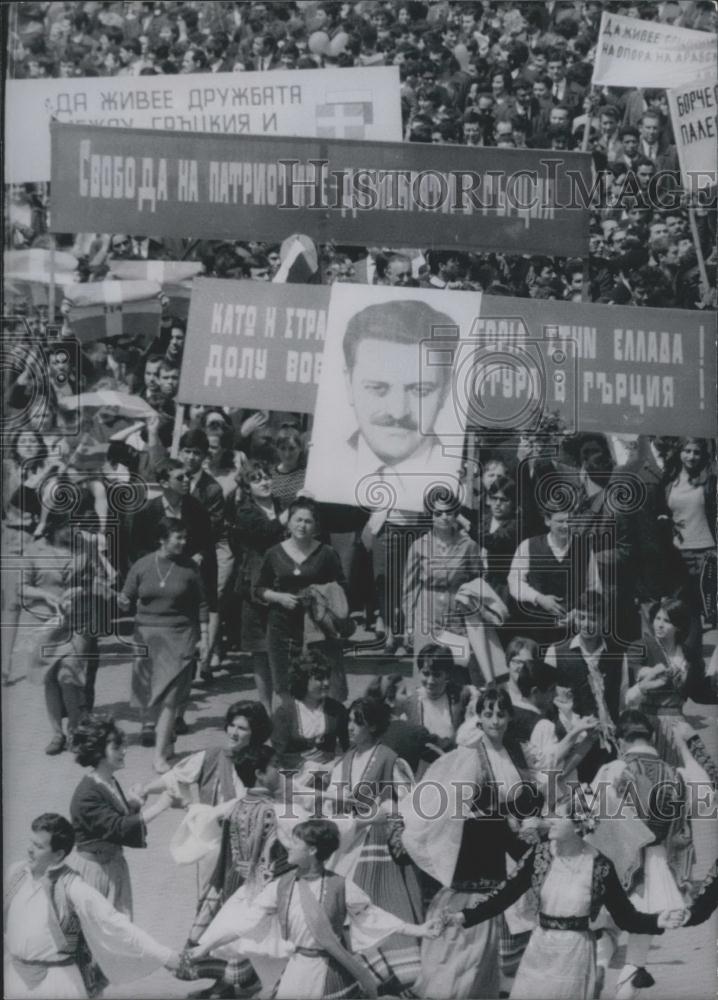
178,429,226,677
546,50,585,110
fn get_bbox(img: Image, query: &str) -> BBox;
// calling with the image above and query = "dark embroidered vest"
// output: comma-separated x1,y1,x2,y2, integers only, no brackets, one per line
553,639,624,723
339,743,399,804
526,534,588,608
198,747,236,805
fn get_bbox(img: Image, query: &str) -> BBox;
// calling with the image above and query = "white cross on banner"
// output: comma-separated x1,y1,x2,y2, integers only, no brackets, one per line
316,90,374,139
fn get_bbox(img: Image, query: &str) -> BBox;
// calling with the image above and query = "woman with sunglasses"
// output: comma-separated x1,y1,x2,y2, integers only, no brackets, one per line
272,425,307,506
256,497,348,705
402,489,483,675
230,460,287,713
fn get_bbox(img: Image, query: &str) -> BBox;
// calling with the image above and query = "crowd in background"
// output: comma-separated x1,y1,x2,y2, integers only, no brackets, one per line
3,4,718,1000
5,0,718,309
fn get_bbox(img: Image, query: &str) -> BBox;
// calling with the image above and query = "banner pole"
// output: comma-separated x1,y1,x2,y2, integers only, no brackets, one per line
581,87,598,152
49,245,57,325
170,405,184,457
687,205,711,301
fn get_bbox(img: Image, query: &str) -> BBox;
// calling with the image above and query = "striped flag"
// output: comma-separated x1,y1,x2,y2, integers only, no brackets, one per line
107,260,204,321
62,280,162,342
4,249,79,309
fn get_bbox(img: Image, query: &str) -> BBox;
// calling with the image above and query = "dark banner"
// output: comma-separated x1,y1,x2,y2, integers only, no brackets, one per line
51,122,591,255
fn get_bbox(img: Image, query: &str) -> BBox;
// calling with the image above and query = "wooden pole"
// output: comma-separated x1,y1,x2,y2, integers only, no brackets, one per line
170,404,184,457
687,205,711,300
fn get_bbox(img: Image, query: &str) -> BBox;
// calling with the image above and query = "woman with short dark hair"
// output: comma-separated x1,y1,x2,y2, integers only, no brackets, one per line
271,651,349,771
120,517,208,773
257,498,348,703
324,696,423,993
69,714,171,915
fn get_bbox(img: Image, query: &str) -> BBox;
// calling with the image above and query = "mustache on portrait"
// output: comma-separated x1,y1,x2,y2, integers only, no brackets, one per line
370,415,418,431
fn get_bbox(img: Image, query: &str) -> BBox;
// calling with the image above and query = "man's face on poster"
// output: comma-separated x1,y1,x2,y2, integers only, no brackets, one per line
345,337,445,465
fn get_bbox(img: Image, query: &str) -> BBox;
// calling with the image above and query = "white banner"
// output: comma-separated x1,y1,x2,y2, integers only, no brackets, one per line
592,12,717,88
666,78,718,190
5,66,401,183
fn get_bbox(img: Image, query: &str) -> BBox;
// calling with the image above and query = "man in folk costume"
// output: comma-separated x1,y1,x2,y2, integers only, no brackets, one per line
4,813,179,998
182,746,290,999
591,710,693,1000
184,819,440,999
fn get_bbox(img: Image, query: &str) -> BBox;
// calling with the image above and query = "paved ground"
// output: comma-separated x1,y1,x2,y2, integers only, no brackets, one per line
3,630,716,1000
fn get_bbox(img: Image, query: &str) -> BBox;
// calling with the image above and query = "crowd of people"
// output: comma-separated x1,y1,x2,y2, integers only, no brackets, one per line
3,2,718,1000
6,0,718,309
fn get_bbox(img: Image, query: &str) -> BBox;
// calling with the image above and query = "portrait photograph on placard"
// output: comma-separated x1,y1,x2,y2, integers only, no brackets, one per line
305,285,481,512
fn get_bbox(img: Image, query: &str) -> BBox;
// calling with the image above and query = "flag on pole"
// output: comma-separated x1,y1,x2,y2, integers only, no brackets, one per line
273,235,319,284
107,260,204,321
62,280,162,342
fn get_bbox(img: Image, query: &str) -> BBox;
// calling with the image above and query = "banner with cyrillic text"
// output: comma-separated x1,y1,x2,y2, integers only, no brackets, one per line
592,12,717,88
179,278,330,413
178,281,716,436
463,297,716,438
6,66,401,183
666,78,718,190
50,123,591,256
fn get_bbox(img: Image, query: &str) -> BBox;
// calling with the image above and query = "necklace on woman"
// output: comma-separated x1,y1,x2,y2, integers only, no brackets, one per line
155,553,174,589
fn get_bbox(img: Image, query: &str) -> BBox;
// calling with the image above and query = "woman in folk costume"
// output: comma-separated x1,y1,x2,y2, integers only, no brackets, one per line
137,701,273,890
625,597,716,768
401,686,542,1000
445,803,681,1000
185,819,440,1000
183,745,290,999
590,710,694,1000
69,715,171,919
402,644,464,765
324,698,424,994
271,651,349,775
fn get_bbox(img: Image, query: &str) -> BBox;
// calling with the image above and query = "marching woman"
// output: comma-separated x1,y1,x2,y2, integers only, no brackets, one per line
69,714,171,917
256,497,348,704
325,698,424,994
402,686,541,999
445,807,679,1000
271,650,349,774
402,489,483,672
120,517,208,774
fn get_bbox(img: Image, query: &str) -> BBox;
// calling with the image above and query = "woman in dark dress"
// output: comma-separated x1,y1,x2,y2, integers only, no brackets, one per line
69,715,171,916
120,518,208,774
230,460,286,714
256,498,348,703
